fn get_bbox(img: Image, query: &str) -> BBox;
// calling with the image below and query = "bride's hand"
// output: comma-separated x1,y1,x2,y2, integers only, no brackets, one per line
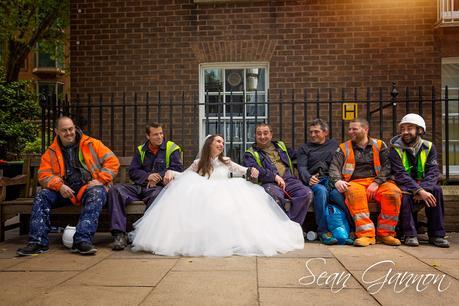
163,170,174,186
250,167,259,179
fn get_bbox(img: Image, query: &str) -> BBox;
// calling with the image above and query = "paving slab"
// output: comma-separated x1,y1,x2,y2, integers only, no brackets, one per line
399,244,459,259
108,248,179,259
275,242,334,258
418,258,459,280
330,246,434,272
0,271,77,305
258,257,361,289
25,285,152,306
173,256,256,271
65,258,177,287
350,270,459,306
142,270,257,306
259,288,378,306
0,258,27,270
7,250,111,271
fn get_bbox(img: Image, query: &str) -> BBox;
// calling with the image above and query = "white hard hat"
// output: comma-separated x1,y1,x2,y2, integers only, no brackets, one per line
62,225,76,248
399,113,426,133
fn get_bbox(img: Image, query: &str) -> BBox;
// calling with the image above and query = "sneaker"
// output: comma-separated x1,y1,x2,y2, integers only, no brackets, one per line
404,236,419,247
428,237,450,248
378,235,401,246
112,232,128,251
71,241,97,255
16,243,49,256
344,238,354,245
319,232,338,245
354,236,376,247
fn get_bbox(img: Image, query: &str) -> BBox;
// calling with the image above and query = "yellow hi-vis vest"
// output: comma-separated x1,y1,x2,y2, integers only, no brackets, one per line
137,141,182,168
394,140,432,180
245,141,293,174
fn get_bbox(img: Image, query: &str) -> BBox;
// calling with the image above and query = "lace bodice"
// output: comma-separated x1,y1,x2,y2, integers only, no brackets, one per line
171,157,247,180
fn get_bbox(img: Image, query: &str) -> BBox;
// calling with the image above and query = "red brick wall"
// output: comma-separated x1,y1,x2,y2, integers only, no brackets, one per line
70,0,444,160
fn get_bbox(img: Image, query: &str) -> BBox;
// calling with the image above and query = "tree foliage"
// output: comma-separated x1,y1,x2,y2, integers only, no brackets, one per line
0,67,40,160
0,0,69,82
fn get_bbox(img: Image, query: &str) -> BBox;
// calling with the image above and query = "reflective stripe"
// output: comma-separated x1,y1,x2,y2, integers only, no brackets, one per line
380,214,398,221
353,212,370,221
394,140,432,180
276,141,294,174
88,143,102,171
99,152,115,164
138,145,146,165
41,175,59,187
245,148,263,168
49,150,57,169
165,141,181,168
100,167,116,178
356,223,375,232
37,169,53,174
378,223,396,231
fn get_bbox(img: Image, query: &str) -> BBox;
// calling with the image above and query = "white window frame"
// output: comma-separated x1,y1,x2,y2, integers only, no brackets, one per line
199,62,269,157
441,57,459,174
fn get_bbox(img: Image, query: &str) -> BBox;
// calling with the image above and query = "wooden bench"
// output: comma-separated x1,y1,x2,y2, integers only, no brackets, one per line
0,155,381,242
0,155,146,242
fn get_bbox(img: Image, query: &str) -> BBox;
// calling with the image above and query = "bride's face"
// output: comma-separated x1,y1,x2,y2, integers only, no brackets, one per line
210,136,225,157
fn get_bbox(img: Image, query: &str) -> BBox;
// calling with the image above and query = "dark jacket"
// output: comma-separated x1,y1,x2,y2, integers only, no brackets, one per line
128,140,183,186
388,135,439,194
242,141,296,184
297,138,339,185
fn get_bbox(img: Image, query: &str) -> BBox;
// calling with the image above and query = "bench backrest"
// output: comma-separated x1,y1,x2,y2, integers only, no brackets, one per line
23,155,133,198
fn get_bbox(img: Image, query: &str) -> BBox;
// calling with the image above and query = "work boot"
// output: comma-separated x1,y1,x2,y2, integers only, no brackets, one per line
353,236,376,247
319,232,338,245
112,232,128,251
429,237,450,248
404,236,419,247
71,241,97,255
16,243,49,256
378,235,401,246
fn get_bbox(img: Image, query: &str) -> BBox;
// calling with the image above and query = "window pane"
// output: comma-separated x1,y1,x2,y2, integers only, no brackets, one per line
225,69,244,92
225,94,244,116
246,94,266,117
206,120,224,135
205,69,223,92
246,68,265,91
205,94,223,116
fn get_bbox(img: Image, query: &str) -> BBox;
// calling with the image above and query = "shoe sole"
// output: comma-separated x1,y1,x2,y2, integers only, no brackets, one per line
112,245,126,251
71,248,98,255
16,249,48,256
354,240,376,247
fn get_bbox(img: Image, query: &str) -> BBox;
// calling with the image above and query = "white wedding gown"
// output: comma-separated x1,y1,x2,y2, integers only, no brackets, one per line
130,158,304,256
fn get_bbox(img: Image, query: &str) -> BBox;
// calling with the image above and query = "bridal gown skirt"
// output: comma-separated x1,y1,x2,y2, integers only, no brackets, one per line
130,171,304,256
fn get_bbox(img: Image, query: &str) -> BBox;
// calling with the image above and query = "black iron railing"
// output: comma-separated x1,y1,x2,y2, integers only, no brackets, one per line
39,84,459,184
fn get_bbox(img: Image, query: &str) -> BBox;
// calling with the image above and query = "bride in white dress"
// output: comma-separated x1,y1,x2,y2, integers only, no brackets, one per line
130,134,304,256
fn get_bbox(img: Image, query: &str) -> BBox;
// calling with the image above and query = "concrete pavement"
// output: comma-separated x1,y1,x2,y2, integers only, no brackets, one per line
0,232,458,305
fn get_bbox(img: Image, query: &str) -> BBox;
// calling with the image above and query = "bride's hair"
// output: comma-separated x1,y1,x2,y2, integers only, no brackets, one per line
197,134,229,177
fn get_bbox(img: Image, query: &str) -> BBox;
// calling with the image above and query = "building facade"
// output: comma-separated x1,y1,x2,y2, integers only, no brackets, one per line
69,0,459,171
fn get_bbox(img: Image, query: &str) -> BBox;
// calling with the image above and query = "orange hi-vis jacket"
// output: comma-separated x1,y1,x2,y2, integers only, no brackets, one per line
339,138,383,182
37,133,120,205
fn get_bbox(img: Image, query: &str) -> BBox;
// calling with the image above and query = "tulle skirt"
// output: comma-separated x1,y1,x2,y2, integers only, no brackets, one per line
130,171,304,256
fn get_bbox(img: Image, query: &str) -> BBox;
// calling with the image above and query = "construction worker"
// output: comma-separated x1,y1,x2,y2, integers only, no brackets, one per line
329,118,402,247
389,114,449,248
17,116,120,256
108,122,183,250
243,123,312,225
298,119,353,245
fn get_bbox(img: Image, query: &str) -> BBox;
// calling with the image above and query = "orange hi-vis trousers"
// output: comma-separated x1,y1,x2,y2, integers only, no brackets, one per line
344,178,402,238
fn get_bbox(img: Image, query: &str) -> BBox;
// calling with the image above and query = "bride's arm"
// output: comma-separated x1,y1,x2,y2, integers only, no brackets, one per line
163,160,199,184
226,158,259,179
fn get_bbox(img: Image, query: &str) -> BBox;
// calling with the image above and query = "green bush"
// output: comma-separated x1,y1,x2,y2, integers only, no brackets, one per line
0,68,40,160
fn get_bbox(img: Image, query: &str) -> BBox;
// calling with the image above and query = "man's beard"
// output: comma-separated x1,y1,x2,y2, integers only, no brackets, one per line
402,134,418,146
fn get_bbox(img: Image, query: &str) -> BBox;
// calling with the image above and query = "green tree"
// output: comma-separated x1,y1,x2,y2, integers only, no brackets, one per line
0,0,69,83
0,67,40,160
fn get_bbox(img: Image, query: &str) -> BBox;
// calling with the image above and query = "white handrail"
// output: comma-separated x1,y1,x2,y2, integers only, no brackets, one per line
438,0,459,24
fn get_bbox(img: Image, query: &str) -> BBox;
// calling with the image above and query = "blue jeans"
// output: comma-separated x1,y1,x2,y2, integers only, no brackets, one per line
311,178,353,235
29,186,107,246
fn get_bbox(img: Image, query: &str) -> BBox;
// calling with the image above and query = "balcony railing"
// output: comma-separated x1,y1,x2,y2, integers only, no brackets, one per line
437,0,459,26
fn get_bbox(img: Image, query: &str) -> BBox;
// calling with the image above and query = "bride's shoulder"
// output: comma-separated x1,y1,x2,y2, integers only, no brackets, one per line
222,156,231,162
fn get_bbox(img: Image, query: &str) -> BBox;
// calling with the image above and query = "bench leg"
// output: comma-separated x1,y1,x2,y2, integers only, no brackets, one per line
0,206,5,242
